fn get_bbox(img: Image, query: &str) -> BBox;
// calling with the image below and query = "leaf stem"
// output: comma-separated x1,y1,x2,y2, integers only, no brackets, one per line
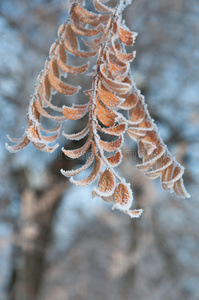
90,0,127,183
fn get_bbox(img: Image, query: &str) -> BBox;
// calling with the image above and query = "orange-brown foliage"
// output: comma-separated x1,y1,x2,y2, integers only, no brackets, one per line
6,0,190,218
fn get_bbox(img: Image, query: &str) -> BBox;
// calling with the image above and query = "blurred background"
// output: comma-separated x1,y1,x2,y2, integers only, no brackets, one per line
0,0,199,299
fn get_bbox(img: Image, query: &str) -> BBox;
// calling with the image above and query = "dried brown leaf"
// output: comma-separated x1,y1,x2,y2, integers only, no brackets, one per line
92,0,113,13
57,57,89,75
62,131,92,159
112,183,132,211
118,23,137,46
61,143,96,177
35,96,66,122
62,122,90,141
6,135,30,153
107,151,122,167
97,169,115,196
70,155,101,186
98,123,127,136
48,73,80,95
99,135,123,152
96,96,117,127
98,81,124,107
62,104,88,120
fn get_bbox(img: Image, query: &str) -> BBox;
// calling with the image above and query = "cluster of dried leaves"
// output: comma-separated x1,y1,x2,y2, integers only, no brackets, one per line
6,0,190,218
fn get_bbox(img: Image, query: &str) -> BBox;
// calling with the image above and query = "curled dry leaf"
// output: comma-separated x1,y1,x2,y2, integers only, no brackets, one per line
107,151,123,167
112,183,143,218
98,81,124,108
97,169,115,196
70,155,102,186
62,104,89,120
95,96,117,127
92,0,114,14
99,135,123,152
61,143,96,177
5,136,30,153
112,182,133,211
118,22,137,46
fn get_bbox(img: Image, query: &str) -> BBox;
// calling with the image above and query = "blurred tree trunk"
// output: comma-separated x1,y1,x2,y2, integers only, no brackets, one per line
7,142,77,300
8,182,67,300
